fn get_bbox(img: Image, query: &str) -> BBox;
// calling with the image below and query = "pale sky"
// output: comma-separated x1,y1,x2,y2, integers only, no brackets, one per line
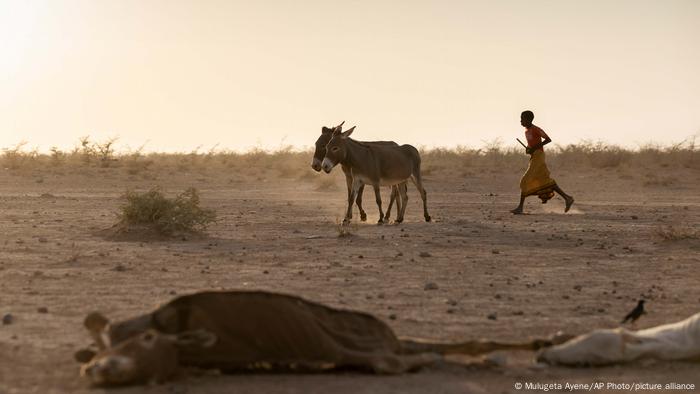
1,0,699,152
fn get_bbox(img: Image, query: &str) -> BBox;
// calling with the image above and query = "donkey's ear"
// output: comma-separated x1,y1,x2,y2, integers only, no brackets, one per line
172,329,217,349
321,126,332,134
341,126,356,138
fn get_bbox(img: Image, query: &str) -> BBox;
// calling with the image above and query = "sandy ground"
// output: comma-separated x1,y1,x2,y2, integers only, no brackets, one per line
1,160,699,394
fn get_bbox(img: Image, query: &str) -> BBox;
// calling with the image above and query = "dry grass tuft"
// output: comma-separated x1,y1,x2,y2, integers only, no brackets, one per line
117,188,216,235
336,220,357,238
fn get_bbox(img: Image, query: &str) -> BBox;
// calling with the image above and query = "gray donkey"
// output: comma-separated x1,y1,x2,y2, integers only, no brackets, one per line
321,126,430,224
311,122,406,223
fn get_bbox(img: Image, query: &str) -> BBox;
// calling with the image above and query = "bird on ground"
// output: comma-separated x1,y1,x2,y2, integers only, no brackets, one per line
621,300,646,324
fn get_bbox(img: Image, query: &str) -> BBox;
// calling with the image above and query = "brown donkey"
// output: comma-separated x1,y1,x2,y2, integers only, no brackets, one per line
321,126,430,224
311,122,406,222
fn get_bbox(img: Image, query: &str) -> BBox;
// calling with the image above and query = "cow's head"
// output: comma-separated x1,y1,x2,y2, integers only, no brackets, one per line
78,312,216,386
536,328,635,366
321,125,356,173
312,121,345,172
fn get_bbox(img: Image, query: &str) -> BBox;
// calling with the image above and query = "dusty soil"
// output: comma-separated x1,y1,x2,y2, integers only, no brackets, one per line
1,159,699,394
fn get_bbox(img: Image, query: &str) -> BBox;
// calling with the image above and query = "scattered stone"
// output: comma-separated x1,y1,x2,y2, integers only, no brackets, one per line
2,313,13,325
113,264,127,272
388,314,397,320
491,249,500,254
484,352,507,366
419,252,432,258
631,215,638,220
38,237,48,243
424,282,439,291
487,313,497,320
446,308,456,314
37,307,48,314
446,299,458,306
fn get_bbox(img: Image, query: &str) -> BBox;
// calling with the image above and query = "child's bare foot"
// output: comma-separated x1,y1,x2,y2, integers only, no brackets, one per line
565,196,575,213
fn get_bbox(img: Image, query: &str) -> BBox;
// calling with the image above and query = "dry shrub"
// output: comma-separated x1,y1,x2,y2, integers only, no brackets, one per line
555,141,630,169
1,142,38,169
117,188,216,235
656,225,699,241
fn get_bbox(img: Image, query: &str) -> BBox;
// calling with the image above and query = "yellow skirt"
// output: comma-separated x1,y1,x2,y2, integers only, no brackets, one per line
520,150,557,203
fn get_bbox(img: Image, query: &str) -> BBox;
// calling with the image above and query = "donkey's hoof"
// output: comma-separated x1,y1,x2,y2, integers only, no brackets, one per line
425,215,432,222
360,213,367,222
394,218,403,224
342,218,351,225
377,219,384,225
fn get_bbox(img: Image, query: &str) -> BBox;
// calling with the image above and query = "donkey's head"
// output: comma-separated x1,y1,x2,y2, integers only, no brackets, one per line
321,126,356,173
311,121,345,172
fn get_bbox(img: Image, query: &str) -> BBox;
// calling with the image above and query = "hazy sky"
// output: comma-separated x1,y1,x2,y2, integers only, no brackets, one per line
1,0,699,152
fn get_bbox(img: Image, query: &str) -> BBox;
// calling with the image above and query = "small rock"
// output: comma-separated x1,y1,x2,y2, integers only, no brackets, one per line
424,282,439,291
3,313,14,325
484,352,507,366
491,249,500,254
631,215,638,220
38,237,48,243
446,308,456,314
419,252,432,258
388,314,397,320
113,264,127,272
487,313,497,320
37,307,48,314
446,299,458,306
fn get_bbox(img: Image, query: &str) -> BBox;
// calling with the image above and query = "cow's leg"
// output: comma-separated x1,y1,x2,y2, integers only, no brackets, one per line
364,353,441,374
355,184,367,222
373,184,384,224
410,171,431,222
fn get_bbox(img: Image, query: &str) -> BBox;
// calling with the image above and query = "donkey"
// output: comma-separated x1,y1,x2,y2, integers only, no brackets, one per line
321,127,431,224
311,122,406,222
77,290,568,386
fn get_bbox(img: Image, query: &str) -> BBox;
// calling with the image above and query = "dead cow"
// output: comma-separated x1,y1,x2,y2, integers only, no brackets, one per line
78,291,562,386
537,312,700,366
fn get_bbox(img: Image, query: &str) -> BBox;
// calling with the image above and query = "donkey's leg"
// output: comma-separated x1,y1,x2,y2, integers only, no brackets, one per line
410,172,431,222
355,185,368,222
372,184,385,225
384,186,396,222
344,175,354,223
344,180,362,224
396,182,409,223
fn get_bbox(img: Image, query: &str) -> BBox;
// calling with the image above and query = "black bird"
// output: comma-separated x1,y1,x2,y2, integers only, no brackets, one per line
621,300,645,324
